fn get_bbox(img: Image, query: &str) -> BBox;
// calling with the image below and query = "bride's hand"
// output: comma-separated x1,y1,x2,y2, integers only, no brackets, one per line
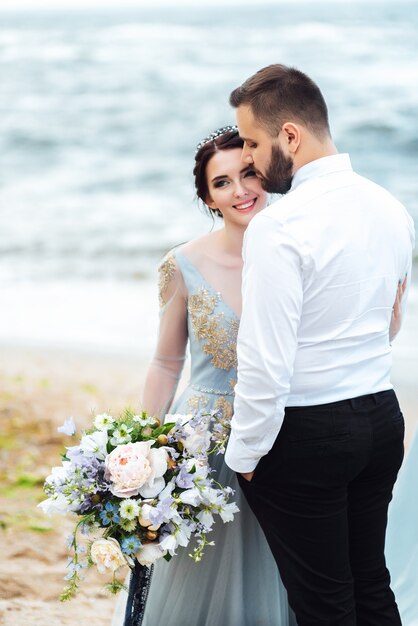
390,276,407,342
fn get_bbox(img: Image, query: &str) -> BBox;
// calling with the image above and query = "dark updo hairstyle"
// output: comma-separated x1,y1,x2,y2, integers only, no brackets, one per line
193,127,243,218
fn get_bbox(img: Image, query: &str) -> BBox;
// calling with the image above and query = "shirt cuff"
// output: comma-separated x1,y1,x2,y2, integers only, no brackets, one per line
224,429,261,473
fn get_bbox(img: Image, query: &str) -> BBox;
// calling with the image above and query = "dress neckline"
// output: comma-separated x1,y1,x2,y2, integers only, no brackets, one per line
176,248,241,322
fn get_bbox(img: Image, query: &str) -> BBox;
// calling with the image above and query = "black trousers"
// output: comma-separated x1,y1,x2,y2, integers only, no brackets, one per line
238,390,404,626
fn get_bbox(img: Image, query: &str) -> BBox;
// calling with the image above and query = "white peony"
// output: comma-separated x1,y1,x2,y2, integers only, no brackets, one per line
90,538,126,574
105,441,168,499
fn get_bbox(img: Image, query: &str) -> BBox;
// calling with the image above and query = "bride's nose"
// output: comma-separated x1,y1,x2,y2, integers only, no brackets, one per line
233,181,249,198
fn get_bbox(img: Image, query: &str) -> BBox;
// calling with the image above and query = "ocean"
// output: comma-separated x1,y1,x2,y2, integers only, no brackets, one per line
0,2,417,352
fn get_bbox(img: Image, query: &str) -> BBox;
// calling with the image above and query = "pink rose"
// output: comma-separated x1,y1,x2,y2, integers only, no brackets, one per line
105,441,168,498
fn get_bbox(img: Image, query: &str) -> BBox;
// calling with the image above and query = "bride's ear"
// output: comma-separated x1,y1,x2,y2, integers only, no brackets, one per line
205,195,216,210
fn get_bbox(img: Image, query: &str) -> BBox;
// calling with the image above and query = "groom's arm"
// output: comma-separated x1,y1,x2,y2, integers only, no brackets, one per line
225,212,303,474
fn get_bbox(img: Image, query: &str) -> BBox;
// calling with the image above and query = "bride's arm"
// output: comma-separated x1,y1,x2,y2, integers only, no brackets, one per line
142,255,188,419
389,275,408,343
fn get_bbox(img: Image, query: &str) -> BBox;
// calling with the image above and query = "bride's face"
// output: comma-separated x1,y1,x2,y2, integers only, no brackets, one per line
205,148,268,226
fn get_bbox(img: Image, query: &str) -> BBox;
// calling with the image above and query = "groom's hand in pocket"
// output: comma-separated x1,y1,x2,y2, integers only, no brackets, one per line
240,471,254,482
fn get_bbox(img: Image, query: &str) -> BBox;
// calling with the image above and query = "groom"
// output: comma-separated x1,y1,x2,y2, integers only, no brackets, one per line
225,64,415,625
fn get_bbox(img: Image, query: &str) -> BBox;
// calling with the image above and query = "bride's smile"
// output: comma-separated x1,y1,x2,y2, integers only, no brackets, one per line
233,197,257,212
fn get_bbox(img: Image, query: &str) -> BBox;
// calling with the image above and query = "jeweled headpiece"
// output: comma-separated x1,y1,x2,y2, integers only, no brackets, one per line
195,125,238,155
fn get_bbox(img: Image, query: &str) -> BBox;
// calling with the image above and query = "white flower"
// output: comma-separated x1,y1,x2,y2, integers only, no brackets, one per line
159,534,178,555
184,457,209,479
38,493,70,516
80,430,108,459
197,509,214,528
138,503,160,530
182,426,211,456
133,415,155,426
136,542,166,567
219,502,239,523
201,486,225,506
157,480,175,502
179,488,202,507
45,461,73,486
120,518,137,532
175,523,192,547
57,416,76,436
119,498,140,520
169,413,211,456
110,426,133,446
166,413,193,422
90,538,126,574
94,413,114,431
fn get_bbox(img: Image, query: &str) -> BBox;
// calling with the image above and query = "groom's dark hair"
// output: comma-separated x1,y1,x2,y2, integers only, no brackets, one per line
230,64,331,139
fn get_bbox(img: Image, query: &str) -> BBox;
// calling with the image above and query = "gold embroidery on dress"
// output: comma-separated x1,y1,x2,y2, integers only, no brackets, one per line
229,379,237,392
214,396,233,421
158,255,177,307
187,394,209,412
189,288,238,371
212,396,233,453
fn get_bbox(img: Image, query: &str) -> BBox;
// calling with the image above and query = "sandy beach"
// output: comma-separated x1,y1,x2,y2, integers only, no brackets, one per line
0,283,417,626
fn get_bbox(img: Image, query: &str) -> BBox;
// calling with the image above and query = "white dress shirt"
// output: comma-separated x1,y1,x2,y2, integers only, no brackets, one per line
225,154,415,473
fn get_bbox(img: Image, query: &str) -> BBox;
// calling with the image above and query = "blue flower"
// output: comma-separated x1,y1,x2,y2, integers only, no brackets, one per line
121,535,141,555
99,501,120,526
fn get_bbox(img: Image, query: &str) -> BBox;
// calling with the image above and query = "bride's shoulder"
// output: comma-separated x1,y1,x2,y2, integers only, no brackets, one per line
180,232,218,257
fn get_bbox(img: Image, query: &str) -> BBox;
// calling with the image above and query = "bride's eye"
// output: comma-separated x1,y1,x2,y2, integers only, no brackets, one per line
213,180,229,188
244,170,257,178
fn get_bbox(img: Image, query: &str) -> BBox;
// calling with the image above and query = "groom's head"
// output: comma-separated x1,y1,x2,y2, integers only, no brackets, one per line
230,64,333,194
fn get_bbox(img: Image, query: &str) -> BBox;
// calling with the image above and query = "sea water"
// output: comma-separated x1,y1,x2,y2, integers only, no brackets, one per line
0,1,417,352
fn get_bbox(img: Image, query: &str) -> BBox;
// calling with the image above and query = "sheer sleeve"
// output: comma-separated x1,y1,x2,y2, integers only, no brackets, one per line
142,253,188,419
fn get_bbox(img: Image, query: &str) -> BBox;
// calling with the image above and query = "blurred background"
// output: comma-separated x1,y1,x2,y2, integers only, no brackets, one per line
1,0,417,354
0,3,417,624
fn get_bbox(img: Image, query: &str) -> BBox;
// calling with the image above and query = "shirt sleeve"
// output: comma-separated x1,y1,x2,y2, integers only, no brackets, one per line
225,213,303,473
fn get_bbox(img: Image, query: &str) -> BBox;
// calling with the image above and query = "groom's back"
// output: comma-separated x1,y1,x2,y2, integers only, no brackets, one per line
263,162,415,406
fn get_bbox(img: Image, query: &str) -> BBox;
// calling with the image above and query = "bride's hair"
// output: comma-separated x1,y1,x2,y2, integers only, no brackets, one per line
193,129,243,219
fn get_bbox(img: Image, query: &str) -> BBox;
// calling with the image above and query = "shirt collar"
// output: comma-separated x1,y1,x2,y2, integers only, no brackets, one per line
290,153,352,192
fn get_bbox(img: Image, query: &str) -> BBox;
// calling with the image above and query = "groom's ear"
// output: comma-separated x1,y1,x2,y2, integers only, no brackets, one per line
281,122,301,155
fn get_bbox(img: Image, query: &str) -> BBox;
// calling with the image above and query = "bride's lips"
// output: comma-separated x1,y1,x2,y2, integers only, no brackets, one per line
233,198,257,213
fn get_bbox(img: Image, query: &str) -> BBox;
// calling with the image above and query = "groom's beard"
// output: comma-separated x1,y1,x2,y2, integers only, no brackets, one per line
260,144,294,195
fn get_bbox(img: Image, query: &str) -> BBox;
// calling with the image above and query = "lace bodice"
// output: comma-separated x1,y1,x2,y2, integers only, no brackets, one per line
142,246,240,420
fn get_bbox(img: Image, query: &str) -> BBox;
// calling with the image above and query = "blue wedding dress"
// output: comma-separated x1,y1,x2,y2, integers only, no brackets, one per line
386,429,418,625
112,247,292,626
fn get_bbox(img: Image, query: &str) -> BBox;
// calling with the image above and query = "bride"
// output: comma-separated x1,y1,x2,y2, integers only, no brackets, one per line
113,125,411,626
113,126,293,625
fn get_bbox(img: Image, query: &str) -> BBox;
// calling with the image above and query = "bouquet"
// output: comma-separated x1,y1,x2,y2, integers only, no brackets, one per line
39,409,238,600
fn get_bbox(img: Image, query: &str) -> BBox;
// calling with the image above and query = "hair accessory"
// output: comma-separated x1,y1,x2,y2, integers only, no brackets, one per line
195,125,238,154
